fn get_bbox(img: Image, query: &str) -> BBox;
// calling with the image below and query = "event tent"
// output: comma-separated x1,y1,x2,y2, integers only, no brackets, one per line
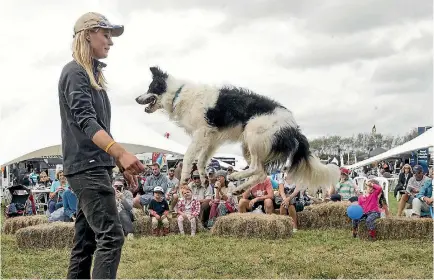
0,101,188,166
345,128,433,169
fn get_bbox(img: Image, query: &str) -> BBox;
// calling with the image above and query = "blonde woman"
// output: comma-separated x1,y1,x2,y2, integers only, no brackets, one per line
58,12,145,279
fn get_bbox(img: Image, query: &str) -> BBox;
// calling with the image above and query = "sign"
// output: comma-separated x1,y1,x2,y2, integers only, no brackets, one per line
416,126,431,174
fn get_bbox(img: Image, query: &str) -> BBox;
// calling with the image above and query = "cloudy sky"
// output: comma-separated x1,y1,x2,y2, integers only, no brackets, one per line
0,0,432,156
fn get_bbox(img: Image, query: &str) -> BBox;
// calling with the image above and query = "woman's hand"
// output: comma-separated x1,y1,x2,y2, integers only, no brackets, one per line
282,197,291,208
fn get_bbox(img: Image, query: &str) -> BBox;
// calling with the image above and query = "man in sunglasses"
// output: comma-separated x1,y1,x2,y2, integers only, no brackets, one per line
397,165,430,216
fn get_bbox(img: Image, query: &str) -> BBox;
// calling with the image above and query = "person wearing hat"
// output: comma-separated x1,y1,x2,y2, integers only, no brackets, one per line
59,12,145,279
329,167,358,202
397,165,430,216
148,186,170,236
188,170,213,227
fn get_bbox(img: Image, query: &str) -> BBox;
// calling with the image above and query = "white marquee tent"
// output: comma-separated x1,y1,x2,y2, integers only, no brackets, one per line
0,101,188,167
345,128,433,169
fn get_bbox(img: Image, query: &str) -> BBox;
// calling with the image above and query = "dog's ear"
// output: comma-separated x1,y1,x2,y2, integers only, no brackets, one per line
150,66,168,79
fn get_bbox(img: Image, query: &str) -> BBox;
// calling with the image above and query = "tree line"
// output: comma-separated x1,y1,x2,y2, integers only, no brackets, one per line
309,128,419,160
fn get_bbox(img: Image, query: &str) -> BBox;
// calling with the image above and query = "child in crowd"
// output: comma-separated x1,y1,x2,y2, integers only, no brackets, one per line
352,179,383,241
148,186,170,236
176,186,201,236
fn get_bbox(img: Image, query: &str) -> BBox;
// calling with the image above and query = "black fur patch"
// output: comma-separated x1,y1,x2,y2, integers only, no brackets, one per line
266,126,311,172
147,66,168,95
205,86,285,128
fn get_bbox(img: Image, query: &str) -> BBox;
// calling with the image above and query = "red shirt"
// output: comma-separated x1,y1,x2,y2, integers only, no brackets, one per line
249,178,273,198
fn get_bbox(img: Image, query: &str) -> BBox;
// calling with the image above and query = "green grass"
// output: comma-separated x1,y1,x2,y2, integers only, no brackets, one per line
1,193,432,279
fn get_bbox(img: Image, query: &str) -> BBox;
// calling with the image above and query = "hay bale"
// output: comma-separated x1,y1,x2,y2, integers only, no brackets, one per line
358,217,433,240
132,208,204,235
304,202,351,229
16,222,75,249
296,211,320,230
210,213,293,239
2,215,48,234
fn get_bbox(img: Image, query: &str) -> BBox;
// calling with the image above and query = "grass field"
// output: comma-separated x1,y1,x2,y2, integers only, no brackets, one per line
1,193,433,279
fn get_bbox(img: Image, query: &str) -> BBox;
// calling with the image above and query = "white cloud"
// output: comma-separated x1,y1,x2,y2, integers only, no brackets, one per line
0,0,432,158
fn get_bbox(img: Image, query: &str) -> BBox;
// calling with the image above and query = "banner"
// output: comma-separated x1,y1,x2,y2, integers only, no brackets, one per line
416,126,431,174
152,152,167,168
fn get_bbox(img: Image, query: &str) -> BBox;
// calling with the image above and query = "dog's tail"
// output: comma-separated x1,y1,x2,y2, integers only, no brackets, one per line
287,129,340,188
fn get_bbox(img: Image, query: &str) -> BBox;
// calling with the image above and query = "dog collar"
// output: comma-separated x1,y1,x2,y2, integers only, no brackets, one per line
172,85,185,111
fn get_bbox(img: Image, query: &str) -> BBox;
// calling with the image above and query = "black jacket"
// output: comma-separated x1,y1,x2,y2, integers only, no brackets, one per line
58,59,115,176
398,172,413,189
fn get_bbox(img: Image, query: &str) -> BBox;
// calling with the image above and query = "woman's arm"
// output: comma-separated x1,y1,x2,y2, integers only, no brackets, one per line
278,183,286,199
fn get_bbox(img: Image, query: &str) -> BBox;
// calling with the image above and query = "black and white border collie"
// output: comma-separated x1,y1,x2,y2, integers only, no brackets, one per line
136,67,339,194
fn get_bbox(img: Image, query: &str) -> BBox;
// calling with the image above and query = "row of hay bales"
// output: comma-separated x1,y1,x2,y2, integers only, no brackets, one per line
4,202,433,249
7,209,206,249
211,202,433,241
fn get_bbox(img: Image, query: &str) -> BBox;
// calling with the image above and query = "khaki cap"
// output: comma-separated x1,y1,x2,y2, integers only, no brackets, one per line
74,12,124,37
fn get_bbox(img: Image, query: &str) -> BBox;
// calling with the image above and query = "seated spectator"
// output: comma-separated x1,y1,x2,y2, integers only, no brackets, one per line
166,167,180,211
329,168,358,202
177,187,201,236
276,175,302,232
148,186,170,236
411,179,433,218
113,179,134,239
48,173,69,214
38,171,52,187
352,179,383,241
188,170,213,227
397,165,430,216
207,170,238,228
133,163,171,211
239,177,275,214
394,164,413,198
62,188,77,221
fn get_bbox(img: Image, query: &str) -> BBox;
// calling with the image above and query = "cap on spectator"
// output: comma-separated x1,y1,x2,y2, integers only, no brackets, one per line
207,167,216,174
192,170,200,178
169,167,175,172
74,12,124,37
153,186,164,194
413,165,423,173
340,167,350,175
215,170,227,180
227,166,234,171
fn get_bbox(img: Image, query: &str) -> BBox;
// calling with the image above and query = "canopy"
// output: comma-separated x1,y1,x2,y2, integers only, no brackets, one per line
345,128,433,169
0,100,188,166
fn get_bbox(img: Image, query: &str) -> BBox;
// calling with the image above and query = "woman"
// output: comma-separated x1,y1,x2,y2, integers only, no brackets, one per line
58,12,145,279
276,175,302,232
207,170,238,228
394,164,413,198
48,172,69,213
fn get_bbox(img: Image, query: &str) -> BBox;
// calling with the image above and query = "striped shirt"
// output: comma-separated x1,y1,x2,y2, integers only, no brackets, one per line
335,179,357,200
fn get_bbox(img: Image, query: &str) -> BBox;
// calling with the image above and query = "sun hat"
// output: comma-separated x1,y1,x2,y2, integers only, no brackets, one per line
74,12,124,37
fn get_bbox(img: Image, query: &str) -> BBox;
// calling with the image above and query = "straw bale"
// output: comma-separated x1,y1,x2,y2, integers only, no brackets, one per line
2,215,48,234
16,222,74,249
304,202,352,229
132,208,204,235
296,211,320,230
358,217,433,241
210,213,293,239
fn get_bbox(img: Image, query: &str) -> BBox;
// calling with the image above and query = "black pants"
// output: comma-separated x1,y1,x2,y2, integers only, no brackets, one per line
394,184,404,198
66,167,125,279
